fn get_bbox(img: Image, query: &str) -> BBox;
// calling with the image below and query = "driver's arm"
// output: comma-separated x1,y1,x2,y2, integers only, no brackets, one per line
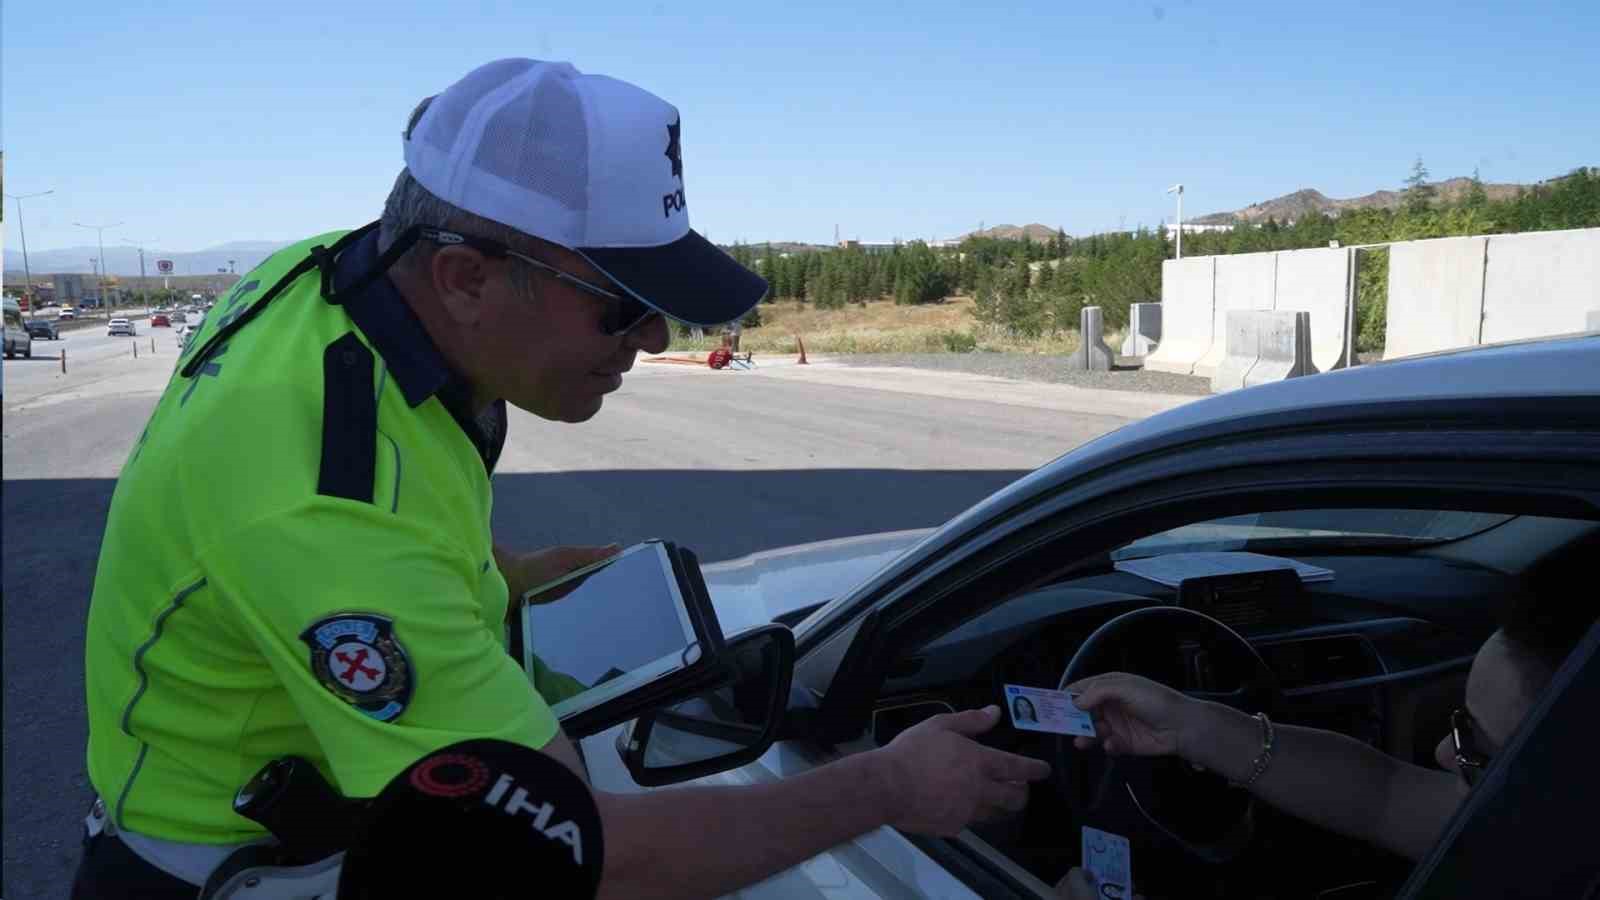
1187,702,1468,861
540,707,1051,900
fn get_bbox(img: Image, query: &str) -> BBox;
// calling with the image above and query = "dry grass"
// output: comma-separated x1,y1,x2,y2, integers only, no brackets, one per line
668,296,1119,356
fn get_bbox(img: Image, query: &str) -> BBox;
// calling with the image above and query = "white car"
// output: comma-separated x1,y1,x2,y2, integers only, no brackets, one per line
57,306,77,320
108,318,137,336
575,335,1599,900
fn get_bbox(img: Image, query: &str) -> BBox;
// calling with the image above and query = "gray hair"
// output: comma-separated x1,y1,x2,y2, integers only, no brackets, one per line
378,169,538,298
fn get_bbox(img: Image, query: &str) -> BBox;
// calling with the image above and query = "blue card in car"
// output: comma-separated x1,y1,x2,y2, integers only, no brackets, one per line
1003,684,1097,737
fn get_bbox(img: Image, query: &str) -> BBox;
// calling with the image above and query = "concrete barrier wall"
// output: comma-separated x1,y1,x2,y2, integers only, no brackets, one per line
1273,247,1350,372
1244,310,1311,388
1480,228,1600,344
1145,257,1215,375
1384,236,1487,360
1210,310,1260,392
1122,302,1162,357
1211,309,1312,393
1065,306,1115,371
1193,252,1277,378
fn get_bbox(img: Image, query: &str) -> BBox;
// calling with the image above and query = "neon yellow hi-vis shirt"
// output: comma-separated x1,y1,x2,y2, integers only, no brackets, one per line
85,225,559,844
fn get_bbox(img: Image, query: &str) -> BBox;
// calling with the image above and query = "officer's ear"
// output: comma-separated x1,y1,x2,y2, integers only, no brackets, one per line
428,245,491,328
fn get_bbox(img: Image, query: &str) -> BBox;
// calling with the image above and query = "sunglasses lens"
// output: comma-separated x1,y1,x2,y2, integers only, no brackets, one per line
608,297,656,335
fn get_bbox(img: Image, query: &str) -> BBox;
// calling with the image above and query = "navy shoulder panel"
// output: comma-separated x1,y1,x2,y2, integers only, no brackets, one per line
317,333,378,504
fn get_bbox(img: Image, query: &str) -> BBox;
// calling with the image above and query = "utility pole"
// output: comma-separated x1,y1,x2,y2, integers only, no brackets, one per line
76,220,124,318
125,238,159,309
5,190,54,307
1166,184,1185,259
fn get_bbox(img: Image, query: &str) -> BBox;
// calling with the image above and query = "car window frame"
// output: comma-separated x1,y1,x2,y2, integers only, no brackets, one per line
795,394,1600,660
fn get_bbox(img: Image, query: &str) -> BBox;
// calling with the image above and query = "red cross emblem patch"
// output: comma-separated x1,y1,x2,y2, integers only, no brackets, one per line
300,613,413,721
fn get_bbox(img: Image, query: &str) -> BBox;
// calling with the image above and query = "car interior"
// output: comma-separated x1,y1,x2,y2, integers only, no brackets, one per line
861,505,1600,899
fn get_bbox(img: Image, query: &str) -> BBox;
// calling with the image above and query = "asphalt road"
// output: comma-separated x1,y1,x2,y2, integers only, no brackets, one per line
2,346,1197,898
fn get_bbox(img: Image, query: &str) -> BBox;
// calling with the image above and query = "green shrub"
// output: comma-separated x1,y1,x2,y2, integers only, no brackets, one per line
938,330,978,353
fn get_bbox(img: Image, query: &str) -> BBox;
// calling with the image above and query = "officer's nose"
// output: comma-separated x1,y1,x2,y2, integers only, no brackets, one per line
625,314,670,355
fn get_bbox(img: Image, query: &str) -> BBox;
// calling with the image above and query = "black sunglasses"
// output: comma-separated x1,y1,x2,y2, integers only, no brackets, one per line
1450,707,1489,787
418,227,660,336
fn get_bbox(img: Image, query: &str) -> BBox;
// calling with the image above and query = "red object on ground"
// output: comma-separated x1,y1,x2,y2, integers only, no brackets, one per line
707,347,733,369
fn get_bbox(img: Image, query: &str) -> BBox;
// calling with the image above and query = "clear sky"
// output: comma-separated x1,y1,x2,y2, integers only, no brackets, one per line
4,0,1597,255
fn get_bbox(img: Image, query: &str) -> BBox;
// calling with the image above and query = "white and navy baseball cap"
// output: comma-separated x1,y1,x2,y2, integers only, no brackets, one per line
403,58,766,327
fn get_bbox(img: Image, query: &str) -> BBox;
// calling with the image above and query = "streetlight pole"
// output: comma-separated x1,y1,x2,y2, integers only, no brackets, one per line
76,220,124,318
1166,184,1184,260
5,190,54,307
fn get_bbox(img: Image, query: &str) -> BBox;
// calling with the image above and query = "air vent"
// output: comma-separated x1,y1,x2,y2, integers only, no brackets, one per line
1208,595,1272,630
1261,636,1381,689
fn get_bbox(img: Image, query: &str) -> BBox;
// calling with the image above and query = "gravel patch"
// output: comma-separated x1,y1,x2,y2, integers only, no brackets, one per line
831,352,1212,395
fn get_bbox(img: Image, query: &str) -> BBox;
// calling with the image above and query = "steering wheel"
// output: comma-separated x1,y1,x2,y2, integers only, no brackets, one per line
1053,606,1281,869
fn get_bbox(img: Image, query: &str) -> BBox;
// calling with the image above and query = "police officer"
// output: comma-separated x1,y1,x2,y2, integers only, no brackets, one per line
78,59,1051,898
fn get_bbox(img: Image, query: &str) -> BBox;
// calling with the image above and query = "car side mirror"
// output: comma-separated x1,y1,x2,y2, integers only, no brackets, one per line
617,625,795,787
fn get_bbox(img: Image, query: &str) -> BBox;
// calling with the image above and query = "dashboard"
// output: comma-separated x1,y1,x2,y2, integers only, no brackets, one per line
871,553,1508,764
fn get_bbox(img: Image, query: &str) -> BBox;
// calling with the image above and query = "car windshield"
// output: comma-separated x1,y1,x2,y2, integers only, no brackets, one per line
1112,509,1515,560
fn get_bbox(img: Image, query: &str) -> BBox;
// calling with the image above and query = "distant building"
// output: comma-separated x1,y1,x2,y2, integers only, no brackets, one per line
53,273,90,301
1164,222,1236,236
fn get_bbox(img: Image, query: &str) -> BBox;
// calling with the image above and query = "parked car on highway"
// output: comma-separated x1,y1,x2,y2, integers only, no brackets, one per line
108,318,137,337
573,335,1599,900
57,306,77,320
24,319,60,340
151,314,171,328
4,298,33,359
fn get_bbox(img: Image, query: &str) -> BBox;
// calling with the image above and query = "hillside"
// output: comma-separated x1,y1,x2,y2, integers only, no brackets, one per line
1189,172,1582,225
960,223,1061,242
4,241,293,278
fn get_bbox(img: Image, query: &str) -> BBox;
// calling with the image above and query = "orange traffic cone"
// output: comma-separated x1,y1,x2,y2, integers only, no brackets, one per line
796,335,808,365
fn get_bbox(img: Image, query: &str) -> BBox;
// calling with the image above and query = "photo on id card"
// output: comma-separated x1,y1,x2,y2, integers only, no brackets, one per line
1003,684,1096,737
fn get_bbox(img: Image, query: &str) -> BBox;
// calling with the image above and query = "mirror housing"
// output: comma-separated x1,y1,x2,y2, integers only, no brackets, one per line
617,625,795,787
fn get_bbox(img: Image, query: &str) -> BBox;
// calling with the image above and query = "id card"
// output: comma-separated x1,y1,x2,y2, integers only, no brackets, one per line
1003,684,1097,737
1081,826,1133,899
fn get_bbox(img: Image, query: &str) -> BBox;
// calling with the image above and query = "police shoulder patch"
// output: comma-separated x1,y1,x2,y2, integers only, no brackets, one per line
299,613,414,722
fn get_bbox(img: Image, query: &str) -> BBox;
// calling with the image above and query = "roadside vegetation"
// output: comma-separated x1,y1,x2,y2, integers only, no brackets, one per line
677,165,1597,357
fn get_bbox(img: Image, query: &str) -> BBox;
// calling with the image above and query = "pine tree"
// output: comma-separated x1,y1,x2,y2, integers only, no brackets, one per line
1404,156,1436,214
1465,167,1489,211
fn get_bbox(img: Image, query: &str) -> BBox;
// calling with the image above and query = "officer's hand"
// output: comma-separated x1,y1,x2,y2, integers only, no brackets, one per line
500,544,621,607
874,705,1052,837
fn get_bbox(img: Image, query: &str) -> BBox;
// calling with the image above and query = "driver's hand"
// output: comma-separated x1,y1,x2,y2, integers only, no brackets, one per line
874,706,1052,836
1063,672,1198,759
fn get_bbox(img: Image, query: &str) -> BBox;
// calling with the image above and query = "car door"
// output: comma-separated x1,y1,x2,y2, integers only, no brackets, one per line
789,403,1598,899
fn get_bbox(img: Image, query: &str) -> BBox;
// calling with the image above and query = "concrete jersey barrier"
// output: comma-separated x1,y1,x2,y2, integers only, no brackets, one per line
1273,246,1350,372
1193,252,1277,379
1480,227,1600,345
1065,306,1115,371
1211,309,1312,393
1245,310,1312,388
1144,257,1215,375
1383,235,1488,360
1122,303,1162,357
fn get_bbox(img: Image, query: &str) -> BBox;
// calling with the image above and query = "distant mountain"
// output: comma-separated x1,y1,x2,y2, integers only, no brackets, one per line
1188,172,1580,225
960,223,1061,242
4,240,294,278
